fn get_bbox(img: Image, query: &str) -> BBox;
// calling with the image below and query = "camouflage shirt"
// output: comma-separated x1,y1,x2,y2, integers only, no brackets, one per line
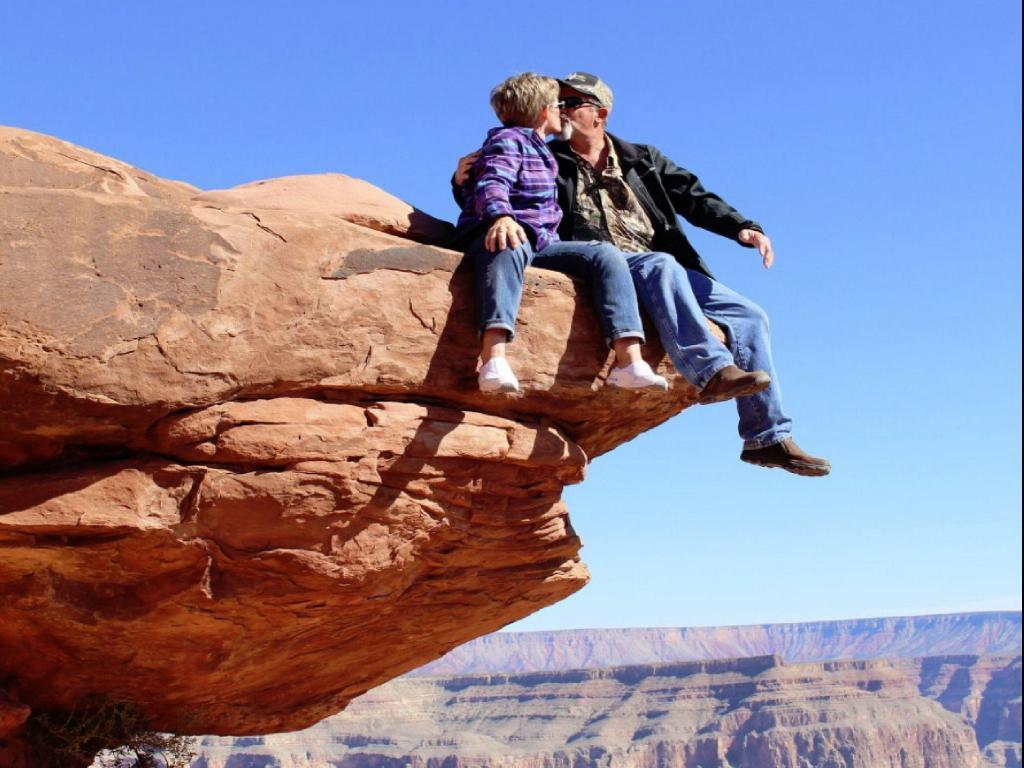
571,142,656,254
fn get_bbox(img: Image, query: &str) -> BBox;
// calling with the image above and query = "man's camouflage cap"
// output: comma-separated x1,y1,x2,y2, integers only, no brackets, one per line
558,72,613,108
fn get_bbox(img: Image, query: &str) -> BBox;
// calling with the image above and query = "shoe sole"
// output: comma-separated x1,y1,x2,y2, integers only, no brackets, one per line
479,382,520,394
698,379,770,405
740,455,831,477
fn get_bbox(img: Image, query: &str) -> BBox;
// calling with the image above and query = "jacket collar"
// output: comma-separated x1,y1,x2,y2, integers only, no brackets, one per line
607,132,644,169
550,131,645,171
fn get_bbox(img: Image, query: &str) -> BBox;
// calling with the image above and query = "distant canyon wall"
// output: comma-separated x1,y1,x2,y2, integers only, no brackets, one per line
414,611,1023,675
193,653,1022,768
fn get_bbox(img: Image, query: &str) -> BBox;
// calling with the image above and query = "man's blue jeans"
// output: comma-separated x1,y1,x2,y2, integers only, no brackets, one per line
472,236,645,344
625,251,793,449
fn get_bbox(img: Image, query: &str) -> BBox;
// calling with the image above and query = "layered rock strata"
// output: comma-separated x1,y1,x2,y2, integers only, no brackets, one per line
1,398,587,735
918,655,1023,767
0,126,695,760
415,611,1024,675
194,655,1022,768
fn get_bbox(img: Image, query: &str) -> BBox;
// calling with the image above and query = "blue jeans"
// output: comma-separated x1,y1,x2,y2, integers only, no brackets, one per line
472,236,645,344
626,251,793,449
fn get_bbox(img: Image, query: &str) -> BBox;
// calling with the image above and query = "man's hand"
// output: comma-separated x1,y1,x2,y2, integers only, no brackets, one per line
453,151,481,186
485,216,528,253
739,229,774,269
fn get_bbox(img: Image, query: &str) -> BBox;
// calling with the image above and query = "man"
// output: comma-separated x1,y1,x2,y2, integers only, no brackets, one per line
456,73,829,477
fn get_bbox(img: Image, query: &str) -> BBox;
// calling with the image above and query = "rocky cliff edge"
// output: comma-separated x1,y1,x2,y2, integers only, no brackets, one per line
0,127,696,760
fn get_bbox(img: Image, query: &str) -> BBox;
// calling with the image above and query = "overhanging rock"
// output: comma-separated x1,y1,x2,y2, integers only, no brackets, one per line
0,126,696,755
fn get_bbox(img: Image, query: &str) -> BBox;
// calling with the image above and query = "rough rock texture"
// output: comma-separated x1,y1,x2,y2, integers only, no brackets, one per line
192,655,1020,768
0,399,586,734
414,611,1024,675
0,126,694,472
0,692,30,739
0,126,698,760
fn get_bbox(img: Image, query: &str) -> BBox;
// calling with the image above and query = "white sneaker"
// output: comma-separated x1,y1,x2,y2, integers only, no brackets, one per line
478,357,521,393
606,360,669,391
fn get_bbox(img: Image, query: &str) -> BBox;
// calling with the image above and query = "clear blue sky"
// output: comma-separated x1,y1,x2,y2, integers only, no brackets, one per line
2,1,1020,630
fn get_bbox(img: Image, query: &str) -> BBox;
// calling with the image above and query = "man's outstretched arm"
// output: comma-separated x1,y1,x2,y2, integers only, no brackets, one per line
649,146,773,267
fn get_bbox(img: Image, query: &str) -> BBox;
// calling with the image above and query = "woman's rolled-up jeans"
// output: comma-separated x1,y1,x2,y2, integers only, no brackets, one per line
470,234,645,345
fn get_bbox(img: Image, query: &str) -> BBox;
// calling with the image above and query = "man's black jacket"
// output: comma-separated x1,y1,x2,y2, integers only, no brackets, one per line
449,133,762,278
547,133,762,279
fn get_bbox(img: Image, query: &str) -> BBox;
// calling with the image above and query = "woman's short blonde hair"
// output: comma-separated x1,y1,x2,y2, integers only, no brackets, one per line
490,73,559,127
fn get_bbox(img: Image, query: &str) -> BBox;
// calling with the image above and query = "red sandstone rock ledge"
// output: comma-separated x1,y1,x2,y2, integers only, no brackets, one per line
0,127,696,763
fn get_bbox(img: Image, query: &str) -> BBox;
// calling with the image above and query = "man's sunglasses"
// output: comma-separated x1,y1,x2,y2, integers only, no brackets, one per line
558,96,601,110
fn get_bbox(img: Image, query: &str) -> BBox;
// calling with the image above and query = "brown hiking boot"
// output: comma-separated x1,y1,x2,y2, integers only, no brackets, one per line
698,365,771,404
740,438,831,477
